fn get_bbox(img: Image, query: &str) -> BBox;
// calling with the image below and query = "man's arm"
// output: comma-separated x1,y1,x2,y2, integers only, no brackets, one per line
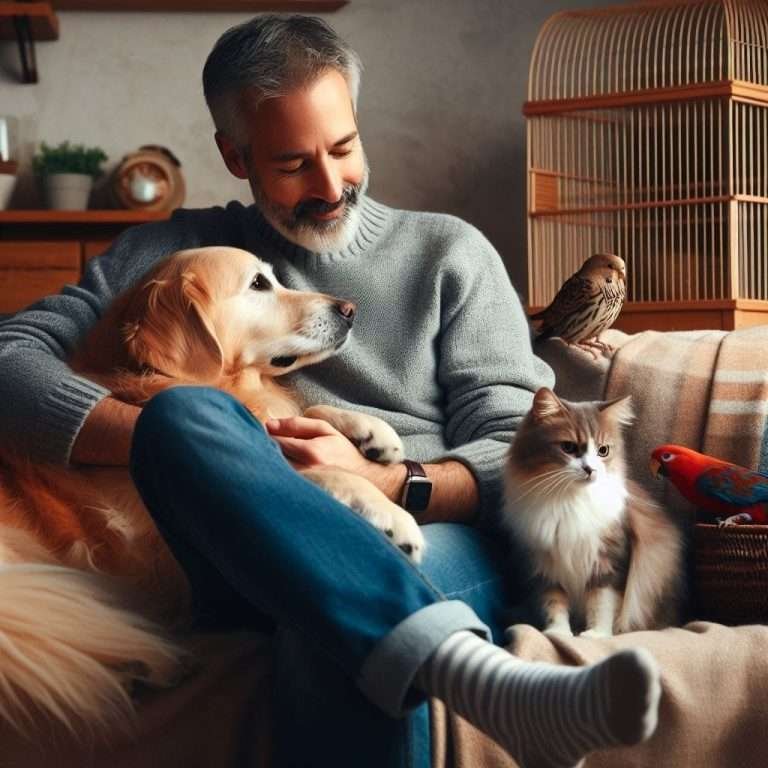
368,459,479,524
70,396,141,466
429,223,555,524
0,216,202,464
267,416,480,523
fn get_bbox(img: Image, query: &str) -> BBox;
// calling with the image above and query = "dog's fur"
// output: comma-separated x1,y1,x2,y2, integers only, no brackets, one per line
0,246,422,736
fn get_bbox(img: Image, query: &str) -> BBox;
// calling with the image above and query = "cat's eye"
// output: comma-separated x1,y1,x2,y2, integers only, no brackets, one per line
560,441,578,454
250,273,272,291
597,444,610,457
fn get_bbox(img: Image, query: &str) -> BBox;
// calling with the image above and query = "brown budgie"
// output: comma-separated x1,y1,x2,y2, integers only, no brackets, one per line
530,253,626,358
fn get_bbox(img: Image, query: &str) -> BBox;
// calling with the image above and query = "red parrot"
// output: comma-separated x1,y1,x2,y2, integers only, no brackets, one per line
650,444,768,525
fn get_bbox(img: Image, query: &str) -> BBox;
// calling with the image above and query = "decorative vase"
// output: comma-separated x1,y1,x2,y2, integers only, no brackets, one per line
44,173,93,210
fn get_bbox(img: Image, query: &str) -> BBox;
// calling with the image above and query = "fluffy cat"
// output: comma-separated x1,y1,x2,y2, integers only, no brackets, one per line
504,387,683,637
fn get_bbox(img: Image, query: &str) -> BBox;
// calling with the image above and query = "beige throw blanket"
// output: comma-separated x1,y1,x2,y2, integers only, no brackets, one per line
432,621,768,768
433,327,768,767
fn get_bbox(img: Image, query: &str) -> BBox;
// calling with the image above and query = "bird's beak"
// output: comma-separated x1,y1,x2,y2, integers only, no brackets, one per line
650,458,666,478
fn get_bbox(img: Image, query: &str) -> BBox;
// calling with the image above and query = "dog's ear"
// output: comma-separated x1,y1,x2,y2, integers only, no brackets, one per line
121,269,224,382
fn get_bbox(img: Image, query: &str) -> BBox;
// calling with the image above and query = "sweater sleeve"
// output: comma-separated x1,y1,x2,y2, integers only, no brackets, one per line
0,216,206,464
433,224,555,524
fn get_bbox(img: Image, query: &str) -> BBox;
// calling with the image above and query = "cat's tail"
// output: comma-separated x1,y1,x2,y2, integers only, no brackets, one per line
0,544,183,738
618,482,684,632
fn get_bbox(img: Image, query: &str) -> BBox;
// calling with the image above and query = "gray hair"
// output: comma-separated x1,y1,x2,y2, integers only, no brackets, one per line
203,14,362,146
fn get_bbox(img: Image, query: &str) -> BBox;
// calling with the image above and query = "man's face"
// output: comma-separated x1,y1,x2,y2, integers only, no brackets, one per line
218,69,368,252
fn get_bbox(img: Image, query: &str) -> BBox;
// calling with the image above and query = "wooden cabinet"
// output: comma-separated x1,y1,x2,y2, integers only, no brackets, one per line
0,210,169,314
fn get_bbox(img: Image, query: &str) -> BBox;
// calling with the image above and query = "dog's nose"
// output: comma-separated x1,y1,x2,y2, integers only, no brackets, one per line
336,301,356,322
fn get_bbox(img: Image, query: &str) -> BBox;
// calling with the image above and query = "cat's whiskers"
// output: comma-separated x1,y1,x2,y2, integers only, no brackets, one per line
516,475,580,509
536,473,577,503
511,469,572,503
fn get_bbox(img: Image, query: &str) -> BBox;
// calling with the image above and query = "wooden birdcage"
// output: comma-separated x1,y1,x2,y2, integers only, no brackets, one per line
525,0,768,332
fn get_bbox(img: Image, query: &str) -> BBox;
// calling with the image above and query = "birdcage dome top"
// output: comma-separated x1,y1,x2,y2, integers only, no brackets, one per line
528,0,768,102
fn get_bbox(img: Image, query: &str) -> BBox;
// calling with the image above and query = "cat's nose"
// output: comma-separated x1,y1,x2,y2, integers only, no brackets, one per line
583,465,595,479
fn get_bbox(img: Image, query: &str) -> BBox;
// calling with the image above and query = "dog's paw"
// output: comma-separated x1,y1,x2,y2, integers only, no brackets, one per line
301,467,424,563
303,405,404,464
346,493,425,564
388,506,426,563
354,420,404,465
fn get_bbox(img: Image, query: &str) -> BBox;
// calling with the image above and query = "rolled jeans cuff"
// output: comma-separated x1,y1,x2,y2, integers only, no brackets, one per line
356,599,491,718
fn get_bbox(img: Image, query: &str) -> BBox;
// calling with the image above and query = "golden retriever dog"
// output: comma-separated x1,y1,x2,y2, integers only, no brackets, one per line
0,246,424,736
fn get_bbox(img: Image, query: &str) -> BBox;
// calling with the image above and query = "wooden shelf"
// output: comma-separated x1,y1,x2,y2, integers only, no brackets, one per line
528,299,768,333
52,1,347,10
0,2,58,41
0,209,171,224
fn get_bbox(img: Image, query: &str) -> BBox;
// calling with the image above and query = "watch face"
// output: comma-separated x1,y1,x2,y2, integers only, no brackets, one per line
406,479,432,512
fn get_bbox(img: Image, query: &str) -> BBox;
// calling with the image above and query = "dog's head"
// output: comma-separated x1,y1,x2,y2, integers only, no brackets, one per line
110,246,355,381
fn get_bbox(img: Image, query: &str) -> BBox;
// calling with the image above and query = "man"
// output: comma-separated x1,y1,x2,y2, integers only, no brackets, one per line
0,15,660,768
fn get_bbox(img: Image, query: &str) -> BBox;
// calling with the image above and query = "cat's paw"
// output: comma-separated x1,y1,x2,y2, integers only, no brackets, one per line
579,628,613,639
543,625,574,638
303,405,404,464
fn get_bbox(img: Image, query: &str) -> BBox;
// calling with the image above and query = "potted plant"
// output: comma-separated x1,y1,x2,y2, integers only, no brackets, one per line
32,141,108,210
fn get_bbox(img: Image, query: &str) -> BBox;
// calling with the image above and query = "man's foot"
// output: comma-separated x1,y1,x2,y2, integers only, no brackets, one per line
416,630,661,768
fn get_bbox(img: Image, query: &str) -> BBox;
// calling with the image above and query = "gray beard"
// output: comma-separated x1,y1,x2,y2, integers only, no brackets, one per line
251,164,370,253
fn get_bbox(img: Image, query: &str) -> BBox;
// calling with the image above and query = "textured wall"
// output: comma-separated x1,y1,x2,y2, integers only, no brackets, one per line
0,0,594,295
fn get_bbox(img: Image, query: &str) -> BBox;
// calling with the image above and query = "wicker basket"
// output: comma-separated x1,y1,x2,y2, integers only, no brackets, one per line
694,523,768,625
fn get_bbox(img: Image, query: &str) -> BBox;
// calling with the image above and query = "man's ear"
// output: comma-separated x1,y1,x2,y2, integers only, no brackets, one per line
215,131,249,180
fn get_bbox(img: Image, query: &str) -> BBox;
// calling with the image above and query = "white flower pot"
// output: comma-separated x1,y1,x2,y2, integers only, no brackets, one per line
44,173,93,210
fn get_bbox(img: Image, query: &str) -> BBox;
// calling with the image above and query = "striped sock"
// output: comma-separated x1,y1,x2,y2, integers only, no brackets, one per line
415,630,660,768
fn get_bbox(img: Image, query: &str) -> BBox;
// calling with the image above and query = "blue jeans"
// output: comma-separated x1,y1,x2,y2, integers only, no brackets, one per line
129,387,534,768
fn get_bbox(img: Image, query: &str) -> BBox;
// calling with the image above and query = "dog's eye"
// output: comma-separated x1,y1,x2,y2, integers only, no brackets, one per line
250,274,272,292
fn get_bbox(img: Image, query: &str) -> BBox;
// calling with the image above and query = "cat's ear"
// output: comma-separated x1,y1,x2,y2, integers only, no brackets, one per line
531,387,566,422
598,394,634,426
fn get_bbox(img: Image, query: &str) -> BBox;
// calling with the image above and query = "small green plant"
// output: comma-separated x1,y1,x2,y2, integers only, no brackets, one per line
32,141,108,178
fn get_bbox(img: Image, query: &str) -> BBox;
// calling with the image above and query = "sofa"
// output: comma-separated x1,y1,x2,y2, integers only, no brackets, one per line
4,326,768,767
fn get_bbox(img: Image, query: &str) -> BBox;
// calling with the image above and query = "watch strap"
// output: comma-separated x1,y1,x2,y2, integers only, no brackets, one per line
402,459,427,481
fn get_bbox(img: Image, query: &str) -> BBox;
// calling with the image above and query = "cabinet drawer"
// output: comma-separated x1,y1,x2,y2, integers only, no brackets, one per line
0,241,81,269
83,240,113,261
0,241,82,313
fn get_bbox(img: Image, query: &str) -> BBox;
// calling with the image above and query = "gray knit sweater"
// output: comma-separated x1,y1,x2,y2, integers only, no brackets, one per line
0,197,554,519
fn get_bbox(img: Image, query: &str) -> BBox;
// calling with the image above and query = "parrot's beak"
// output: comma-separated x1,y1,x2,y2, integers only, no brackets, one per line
650,458,666,478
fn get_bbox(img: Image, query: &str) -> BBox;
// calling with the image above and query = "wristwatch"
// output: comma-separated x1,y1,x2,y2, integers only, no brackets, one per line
400,460,432,514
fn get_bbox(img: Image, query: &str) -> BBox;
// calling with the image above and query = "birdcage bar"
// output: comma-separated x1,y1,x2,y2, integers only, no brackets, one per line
526,0,768,329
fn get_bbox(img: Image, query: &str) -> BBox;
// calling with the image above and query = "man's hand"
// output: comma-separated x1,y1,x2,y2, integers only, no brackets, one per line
265,415,480,524
266,415,407,502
